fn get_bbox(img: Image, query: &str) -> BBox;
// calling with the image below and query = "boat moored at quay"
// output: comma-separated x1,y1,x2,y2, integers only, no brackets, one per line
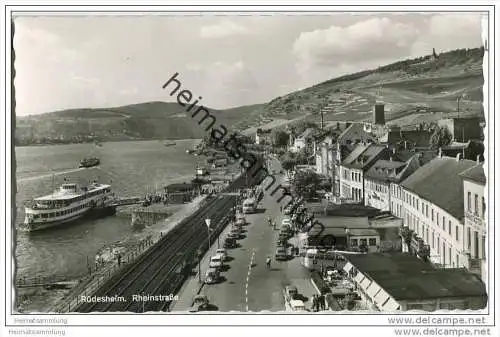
22,182,115,232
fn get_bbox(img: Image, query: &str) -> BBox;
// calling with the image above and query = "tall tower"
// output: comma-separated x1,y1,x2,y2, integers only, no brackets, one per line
373,87,385,125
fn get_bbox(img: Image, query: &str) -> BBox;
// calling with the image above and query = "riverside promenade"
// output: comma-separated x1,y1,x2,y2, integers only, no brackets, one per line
49,195,208,313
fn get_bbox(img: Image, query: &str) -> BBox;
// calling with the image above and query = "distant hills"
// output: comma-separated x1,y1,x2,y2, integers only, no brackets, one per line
15,47,485,146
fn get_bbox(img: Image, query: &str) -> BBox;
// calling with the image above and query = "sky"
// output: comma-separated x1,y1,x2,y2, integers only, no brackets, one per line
13,12,485,116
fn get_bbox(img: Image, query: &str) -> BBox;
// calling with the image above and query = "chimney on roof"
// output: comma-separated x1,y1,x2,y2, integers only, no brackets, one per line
373,103,385,125
438,148,442,158
456,153,462,162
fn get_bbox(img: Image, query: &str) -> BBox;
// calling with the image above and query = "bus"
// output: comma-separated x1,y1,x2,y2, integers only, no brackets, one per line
242,198,257,214
302,248,365,270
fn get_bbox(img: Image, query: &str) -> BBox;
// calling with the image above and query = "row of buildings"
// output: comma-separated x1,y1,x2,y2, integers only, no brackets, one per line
309,104,487,284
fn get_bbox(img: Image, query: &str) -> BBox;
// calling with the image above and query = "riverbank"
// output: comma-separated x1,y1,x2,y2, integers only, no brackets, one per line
16,195,208,313
15,137,203,148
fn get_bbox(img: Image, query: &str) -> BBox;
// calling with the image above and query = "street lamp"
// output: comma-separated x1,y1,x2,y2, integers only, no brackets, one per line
196,249,202,283
205,218,211,249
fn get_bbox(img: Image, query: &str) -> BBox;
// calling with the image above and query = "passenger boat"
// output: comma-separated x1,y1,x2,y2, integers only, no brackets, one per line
22,182,114,232
79,156,100,168
164,141,176,147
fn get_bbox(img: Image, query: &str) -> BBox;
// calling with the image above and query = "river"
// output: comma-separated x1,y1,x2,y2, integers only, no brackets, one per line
14,139,205,280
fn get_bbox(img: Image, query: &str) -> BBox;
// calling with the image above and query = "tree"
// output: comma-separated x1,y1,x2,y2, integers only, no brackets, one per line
429,126,452,149
271,129,290,148
293,170,322,200
296,147,313,165
281,158,297,172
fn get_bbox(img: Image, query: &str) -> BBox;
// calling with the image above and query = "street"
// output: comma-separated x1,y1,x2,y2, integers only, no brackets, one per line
172,157,318,312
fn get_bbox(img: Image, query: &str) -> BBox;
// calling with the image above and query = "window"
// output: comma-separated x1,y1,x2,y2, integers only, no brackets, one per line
467,191,471,211
431,209,434,221
352,172,355,181
448,247,452,265
456,254,459,267
417,200,419,211
432,231,435,249
474,194,479,215
467,228,471,250
436,212,439,225
474,231,479,259
442,243,446,265
482,197,486,219
369,238,377,246
426,204,429,218
437,237,440,253
442,216,445,231
360,239,367,246
482,235,486,259
448,220,452,235
455,226,459,242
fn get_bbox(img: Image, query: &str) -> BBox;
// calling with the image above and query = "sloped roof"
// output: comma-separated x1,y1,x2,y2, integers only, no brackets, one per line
298,128,315,139
346,253,487,301
459,164,486,185
338,123,376,144
343,144,389,170
400,157,476,220
365,159,407,182
341,143,370,167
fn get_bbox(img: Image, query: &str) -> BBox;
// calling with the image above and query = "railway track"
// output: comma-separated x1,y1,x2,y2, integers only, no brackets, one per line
75,194,236,312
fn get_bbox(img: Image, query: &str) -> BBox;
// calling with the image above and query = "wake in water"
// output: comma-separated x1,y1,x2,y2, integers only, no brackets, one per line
17,167,89,183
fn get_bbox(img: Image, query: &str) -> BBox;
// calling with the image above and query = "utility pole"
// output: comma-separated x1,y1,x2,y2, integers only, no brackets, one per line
457,96,461,119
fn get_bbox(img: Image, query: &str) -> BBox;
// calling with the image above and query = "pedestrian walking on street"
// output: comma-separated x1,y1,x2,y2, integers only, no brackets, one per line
319,294,325,310
311,295,318,312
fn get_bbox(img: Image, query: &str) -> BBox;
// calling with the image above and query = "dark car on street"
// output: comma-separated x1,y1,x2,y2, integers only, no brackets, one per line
224,237,237,248
275,247,288,261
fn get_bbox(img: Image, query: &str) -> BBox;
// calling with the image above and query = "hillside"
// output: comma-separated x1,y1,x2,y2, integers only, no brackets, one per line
265,47,485,127
15,101,266,145
15,47,485,145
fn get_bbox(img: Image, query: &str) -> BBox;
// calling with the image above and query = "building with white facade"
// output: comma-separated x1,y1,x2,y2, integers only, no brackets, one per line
394,155,477,270
289,128,314,153
459,164,487,282
339,143,392,203
364,153,421,212
315,135,335,176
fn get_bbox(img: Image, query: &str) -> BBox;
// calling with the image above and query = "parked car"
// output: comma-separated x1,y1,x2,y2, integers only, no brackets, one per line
230,228,241,236
209,254,223,269
275,247,287,261
227,232,240,240
224,237,237,248
216,248,227,261
189,295,210,312
205,267,220,284
278,233,290,241
284,285,298,302
289,299,307,312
